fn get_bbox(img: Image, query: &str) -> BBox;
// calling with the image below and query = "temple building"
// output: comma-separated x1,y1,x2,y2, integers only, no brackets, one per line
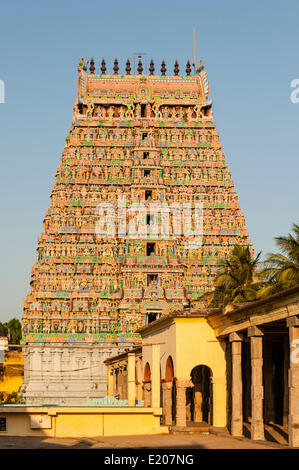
21,56,251,404
104,286,299,447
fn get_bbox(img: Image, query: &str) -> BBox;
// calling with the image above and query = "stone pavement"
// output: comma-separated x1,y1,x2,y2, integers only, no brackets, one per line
0,433,287,449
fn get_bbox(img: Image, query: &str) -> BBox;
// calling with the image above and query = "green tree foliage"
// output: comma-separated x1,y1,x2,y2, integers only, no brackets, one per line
204,245,262,307
0,318,22,344
0,322,8,337
259,223,299,297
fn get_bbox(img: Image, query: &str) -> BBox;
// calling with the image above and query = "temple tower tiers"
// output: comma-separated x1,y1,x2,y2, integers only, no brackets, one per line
21,57,251,404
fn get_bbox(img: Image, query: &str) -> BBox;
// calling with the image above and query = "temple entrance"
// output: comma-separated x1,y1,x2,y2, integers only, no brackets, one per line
188,365,212,424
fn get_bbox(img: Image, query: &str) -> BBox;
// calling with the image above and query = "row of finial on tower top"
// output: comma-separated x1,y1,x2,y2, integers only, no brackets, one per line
86,58,196,77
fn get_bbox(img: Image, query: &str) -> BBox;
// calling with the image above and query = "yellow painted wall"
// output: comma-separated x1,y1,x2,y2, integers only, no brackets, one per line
0,351,24,397
142,318,226,380
100,412,163,437
175,318,226,379
142,321,176,379
54,413,103,438
141,317,227,427
175,318,227,427
0,407,168,438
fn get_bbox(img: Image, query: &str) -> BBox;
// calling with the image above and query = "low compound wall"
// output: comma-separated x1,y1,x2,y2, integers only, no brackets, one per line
0,405,167,438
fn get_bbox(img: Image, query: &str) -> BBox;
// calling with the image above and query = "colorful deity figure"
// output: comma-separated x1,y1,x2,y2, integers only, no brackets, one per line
125,103,135,120
135,104,141,119
107,107,114,120
162,107,170,119
119,106,126,120
87,101,94,117
152,101,161,119
187,107,194,120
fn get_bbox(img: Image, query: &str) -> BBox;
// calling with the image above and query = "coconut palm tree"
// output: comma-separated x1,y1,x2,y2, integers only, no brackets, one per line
204,244,262,307
259,223,299,297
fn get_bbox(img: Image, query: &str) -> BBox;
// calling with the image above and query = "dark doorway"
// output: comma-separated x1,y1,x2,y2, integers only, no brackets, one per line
141,104,146,117
272,343,284,425
147,273,158,285
145,190,152,200
146,242,155,256
190,365,212,424
146,214,154,225
148,312,158,323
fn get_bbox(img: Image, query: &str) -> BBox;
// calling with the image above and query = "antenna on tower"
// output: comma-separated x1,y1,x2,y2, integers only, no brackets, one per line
193,25,201,75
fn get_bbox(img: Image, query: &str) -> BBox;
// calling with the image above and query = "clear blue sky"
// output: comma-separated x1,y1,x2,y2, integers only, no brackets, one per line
0,0,298,322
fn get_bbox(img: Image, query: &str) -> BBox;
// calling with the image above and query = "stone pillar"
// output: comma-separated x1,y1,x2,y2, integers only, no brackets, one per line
162,381,173,426
136,359,143,404
118,366,124,399
287,316,299,447
193,383,203,422
229,332,243,436
127,352,136,406
283,335,289,427
175,380,190,427
123,365,128,400
186,386,193,421
107,365,114,397
143,382,151,407
151,344,160,408
248,326,264,440
114,368,119,397
210,377,226,427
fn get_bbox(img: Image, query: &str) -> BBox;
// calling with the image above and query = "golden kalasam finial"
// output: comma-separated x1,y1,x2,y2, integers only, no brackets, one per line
126,59,131,75
101,58,106,75
149,59,155,75
89,58,95,74
113,58,119,75
186,60,191,76
137,58,143,75
161,59,166,76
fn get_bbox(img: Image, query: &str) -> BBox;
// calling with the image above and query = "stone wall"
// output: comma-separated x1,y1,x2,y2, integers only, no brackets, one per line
21,344,130,405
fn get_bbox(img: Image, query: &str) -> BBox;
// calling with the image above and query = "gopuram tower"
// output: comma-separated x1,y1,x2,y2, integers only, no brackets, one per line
21,57,251,404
